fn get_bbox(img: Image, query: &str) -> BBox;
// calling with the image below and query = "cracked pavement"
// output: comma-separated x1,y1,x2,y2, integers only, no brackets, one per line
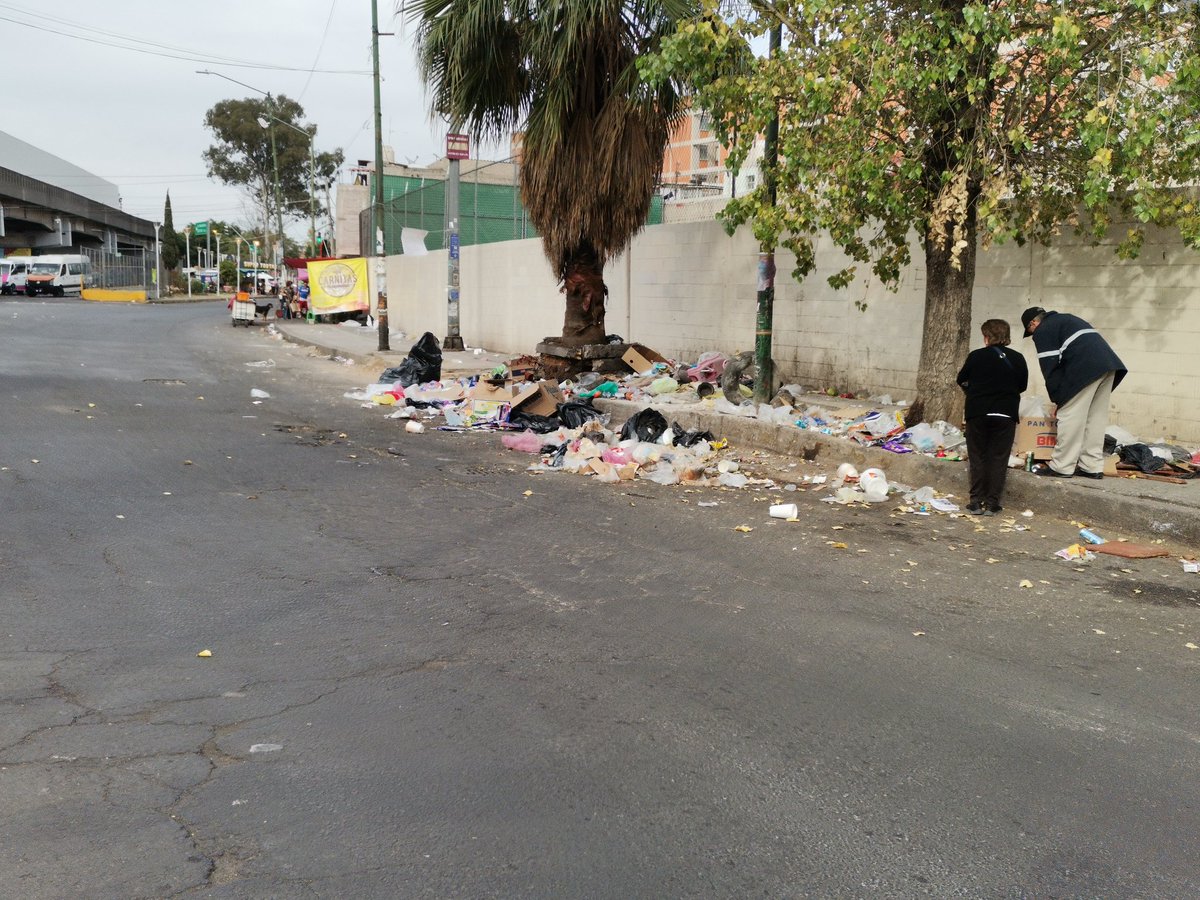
2,300,1199,897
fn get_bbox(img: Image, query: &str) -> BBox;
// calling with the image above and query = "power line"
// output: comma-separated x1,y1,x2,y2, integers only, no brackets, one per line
298,0,341,103
0,9,369,75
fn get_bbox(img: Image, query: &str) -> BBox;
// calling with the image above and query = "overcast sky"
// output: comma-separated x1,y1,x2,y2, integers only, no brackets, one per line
1,0,504,233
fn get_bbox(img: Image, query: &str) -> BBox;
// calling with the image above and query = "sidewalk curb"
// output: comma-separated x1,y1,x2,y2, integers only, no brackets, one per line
595,398,1200,549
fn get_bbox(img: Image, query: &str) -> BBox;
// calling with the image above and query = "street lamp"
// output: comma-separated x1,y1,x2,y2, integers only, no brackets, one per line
184,225,192,298
257,113,317,258
214,230,222,295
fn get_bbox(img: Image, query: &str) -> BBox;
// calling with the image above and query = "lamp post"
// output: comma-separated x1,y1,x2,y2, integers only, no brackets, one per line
153,222,162,301
214,230,222,295
258,113,317,257
252,240,260,291
184,225,192,298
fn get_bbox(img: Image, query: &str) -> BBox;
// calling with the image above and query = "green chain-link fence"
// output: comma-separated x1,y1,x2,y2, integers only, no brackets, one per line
360,157,664,256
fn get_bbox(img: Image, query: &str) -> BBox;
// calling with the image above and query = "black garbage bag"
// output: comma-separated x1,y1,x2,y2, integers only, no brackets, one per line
1119,443,1165,474
558,400,603,429
1103,434,1119,456
620,408,668,443
672,421,716,448
507,410,560,433
379,332,443,387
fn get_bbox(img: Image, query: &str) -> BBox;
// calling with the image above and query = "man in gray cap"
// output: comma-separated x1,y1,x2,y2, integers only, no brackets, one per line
1021,307,1127,478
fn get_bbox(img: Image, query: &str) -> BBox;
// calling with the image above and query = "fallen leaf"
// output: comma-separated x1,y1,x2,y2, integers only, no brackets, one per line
734,525,754,533
1186,643,1198,650
912,631,926,637
197,649,212,658
906,560,918,567
523,490,533,497
829,541,848,549
986,558,999,564
832,525,845,530
30,459,39,464
1019,579,1034,589
184,460,194,465
1092,629,1106,635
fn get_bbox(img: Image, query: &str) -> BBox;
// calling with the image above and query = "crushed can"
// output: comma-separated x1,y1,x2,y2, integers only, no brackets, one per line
1025,451,1035,472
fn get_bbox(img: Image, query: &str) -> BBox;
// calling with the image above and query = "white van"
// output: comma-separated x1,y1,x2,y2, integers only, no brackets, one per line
0,258,34,295
25,255,90,297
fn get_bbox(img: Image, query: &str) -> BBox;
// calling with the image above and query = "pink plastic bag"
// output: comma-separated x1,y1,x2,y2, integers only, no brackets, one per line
602,447,632,465
501,431,544,453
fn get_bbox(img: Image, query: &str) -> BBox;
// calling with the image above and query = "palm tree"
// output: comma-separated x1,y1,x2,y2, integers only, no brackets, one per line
411,0,695,346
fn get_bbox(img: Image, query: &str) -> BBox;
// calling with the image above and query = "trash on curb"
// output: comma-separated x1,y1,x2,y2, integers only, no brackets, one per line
1055,544,1096,561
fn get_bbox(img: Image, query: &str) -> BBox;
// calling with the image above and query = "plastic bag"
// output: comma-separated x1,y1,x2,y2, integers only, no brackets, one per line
906,422,943,452
1019,395,1050,417
1119,443,1165,473
557,400,603,429
673,423,715,448
380,332,442,387
501,431,545,453
507,410,559,433
620,408,668,443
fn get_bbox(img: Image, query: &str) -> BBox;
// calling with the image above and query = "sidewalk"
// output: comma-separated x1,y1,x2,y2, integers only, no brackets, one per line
274,322,1200,551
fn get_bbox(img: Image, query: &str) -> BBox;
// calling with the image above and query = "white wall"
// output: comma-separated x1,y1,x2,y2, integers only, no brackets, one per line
382,218,1200,444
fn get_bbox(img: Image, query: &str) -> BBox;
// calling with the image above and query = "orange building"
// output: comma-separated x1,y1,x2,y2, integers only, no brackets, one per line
659,109,763,200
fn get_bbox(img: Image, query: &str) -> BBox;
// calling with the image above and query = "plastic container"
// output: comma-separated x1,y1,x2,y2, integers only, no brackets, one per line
1079,528,1106,545
769,503,799,519
860,467,889,502
405,420,425,434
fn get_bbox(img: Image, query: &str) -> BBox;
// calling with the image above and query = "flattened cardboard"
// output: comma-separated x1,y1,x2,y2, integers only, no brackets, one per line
1014,415,1058,460
622,343,669,374
1094,542,1170,559
469,381,514,402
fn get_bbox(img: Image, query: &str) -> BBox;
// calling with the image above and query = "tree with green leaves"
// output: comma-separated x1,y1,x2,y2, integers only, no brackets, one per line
411,0,696,346
645,1,1200,422
161,192,180,271
202,95,343,261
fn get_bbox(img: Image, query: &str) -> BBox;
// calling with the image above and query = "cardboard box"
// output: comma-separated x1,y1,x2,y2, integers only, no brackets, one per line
621,343,669,375
1013,415,1058,460
469,381,514,402
511,381,562,417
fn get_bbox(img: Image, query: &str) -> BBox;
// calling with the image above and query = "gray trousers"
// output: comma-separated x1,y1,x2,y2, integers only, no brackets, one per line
1050,371,1116,475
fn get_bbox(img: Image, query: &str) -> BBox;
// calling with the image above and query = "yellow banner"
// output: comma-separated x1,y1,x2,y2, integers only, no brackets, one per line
308,258,370,314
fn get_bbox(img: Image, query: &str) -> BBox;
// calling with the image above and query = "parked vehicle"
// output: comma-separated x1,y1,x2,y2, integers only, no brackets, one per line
25,255,90,297
0,258,34,295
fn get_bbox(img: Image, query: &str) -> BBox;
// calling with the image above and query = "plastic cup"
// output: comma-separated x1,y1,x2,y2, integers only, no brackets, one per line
769,503,799,519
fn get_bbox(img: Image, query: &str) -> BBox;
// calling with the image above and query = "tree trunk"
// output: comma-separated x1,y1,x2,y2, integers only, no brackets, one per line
907,219,977,428
558,243,607,347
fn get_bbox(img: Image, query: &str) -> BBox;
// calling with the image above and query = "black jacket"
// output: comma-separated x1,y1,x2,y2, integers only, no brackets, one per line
1030,311,1126,405
956,345,1029,421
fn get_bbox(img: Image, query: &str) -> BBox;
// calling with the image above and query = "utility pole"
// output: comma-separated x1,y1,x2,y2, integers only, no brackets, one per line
443,134,465,350
371,0,390,351
753,23,782,404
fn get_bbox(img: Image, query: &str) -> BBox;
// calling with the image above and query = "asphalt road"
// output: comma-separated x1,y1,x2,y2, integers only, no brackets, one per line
3,299,1199,899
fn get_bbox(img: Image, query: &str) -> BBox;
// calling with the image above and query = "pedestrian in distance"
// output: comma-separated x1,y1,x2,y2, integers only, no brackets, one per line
1020,307,1127,479
957,318,1029,516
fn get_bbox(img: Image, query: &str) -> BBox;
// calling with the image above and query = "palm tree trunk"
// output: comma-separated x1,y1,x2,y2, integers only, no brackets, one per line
559,243,607,346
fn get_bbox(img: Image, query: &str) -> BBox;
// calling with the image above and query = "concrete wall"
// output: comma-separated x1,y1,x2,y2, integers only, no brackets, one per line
381,218,1200,445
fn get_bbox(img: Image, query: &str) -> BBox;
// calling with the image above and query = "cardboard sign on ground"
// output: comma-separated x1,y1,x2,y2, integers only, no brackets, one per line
1014,415,1058,460
1094,542,1170,559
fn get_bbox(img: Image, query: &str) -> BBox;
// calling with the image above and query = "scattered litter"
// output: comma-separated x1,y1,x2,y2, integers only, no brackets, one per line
244,359,276,368
1079,528,1106,545
734,525,754,533
929,498,959,514
405,421,425,434
697,501,719,508
1021,510,1034,518
769,503,799,519
912,631,926,637
1055,544,1096,561
249,743,282,753
1187,642,1199,650
1094,543,1169,559
197,649,212,658
1092,628,1107,635
250,389,270,399
1019,579,1034,588
1183,560,1200,574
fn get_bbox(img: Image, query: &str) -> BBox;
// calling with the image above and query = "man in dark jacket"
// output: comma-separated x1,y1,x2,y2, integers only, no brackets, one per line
957,318,1029,514
1021,307,1127,478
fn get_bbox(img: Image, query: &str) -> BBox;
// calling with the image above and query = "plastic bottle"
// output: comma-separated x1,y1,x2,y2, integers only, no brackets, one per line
1080,528,1106,545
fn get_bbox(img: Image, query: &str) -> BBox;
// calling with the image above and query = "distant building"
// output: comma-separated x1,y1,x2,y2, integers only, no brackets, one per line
0,130,155,254
659,109,765,202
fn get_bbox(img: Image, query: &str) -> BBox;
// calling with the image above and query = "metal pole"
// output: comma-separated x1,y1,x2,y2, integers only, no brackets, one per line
236,239,241,294
154,223,162,301
372,0,390,350
308,137,317,258
266,104,284,280
215,232,221,294
753,24,782,404
444,156,464,349
185,227,192,297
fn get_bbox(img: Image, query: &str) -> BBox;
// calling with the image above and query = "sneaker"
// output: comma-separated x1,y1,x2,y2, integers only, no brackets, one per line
988,504,1003,515
965,502,987,515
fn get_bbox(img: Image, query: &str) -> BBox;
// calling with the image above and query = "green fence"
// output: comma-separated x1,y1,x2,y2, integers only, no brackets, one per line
360,157,664,256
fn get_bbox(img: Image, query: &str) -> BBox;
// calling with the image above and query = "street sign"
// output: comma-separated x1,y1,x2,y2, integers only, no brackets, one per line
446,133,470,160
193,221,208,237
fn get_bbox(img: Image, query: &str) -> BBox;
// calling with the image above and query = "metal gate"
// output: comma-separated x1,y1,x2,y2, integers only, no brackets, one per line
82,247,153,290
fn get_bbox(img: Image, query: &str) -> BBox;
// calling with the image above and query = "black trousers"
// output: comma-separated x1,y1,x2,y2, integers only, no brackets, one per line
966,416,1017,508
